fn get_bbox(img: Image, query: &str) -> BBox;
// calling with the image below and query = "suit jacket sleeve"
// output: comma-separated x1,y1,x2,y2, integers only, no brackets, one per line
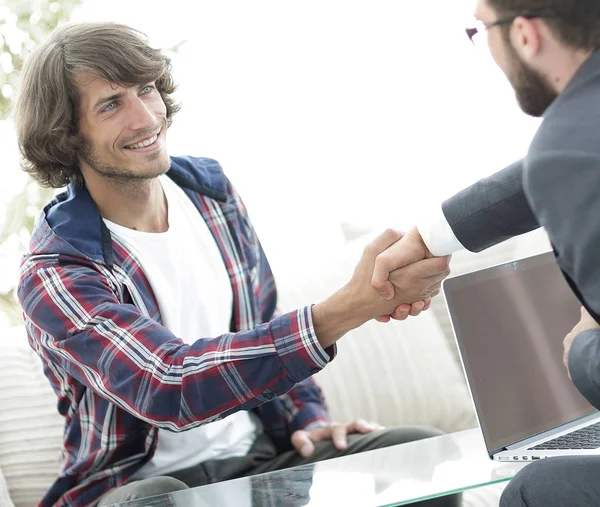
525,150,600,408
441,159,540,252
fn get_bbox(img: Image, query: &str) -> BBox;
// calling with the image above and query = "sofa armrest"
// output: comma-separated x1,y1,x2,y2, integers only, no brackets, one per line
0,327,64,507
0,464,15,507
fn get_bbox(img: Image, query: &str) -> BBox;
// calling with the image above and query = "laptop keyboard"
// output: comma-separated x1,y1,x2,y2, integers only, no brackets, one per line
530,422,600,450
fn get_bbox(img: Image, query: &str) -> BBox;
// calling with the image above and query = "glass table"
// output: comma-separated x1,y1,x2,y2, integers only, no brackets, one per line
111,428,528,507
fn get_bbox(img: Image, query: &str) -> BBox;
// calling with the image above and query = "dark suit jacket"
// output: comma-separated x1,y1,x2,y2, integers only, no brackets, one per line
442,49,600,409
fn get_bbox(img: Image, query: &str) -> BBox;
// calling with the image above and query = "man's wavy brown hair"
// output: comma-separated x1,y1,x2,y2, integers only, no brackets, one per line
14,22,180,188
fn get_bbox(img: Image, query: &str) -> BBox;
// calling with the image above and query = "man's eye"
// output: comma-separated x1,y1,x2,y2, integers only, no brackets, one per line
103,102,117,112
141,86,153,94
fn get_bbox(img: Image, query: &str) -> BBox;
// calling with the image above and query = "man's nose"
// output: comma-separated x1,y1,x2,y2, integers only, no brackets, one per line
127,97,157,131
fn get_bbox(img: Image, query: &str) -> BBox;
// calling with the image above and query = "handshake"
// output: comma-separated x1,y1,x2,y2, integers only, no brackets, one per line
312,227,451,349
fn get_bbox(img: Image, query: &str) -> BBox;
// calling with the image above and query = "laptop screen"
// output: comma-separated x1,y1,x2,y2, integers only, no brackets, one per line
443,251,595,453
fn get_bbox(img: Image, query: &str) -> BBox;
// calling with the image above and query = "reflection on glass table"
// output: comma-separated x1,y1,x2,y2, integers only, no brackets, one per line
110,429,528,507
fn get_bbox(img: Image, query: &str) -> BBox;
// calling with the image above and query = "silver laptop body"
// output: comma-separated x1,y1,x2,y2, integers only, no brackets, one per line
443,251,600,462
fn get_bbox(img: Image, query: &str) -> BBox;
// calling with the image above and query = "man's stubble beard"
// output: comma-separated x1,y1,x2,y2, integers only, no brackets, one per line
80,145,169,182
78,123,171,184
505,40,558,117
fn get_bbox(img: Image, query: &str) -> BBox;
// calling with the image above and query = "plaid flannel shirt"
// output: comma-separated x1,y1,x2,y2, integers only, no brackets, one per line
17,156,335,507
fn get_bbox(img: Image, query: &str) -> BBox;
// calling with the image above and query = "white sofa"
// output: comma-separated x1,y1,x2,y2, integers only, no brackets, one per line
0,228,551,507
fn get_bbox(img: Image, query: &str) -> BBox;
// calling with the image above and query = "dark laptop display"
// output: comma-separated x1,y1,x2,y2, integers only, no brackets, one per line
443,251,595,453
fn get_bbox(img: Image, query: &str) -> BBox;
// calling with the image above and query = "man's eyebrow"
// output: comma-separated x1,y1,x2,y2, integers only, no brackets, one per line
93,91,125,111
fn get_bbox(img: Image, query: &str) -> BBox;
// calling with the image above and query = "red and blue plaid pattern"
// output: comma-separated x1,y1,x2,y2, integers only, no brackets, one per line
18,156,334,507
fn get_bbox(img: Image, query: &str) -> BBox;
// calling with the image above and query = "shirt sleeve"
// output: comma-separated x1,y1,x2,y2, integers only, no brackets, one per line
416,205,466,256
286,378,332,432
270,308,332,429
18,260,331,433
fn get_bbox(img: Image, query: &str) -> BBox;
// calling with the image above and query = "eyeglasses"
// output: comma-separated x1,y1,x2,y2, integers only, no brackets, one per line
465,9,556,45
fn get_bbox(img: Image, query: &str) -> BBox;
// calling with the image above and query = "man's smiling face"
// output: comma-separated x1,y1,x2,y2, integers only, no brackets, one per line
75,72,171,181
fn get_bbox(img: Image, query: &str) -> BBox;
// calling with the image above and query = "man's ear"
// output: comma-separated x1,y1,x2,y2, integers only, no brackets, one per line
64,132,82,159
510,16,543,62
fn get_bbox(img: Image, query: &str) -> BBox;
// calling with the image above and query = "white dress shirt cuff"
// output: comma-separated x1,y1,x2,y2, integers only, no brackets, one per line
416,205,466,257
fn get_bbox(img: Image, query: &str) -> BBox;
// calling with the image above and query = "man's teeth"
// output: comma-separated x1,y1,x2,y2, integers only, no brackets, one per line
126,134,158,149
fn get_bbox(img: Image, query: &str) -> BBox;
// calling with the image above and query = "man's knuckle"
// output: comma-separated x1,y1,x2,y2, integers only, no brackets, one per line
436,258,449,271
383,228,398,240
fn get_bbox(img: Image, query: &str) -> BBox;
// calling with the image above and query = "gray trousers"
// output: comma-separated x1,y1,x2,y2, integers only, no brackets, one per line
98,426,461,506
500,455,600,507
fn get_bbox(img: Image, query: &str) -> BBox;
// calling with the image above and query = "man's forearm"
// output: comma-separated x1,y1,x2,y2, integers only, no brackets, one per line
312,287,370,349
441,159,539,252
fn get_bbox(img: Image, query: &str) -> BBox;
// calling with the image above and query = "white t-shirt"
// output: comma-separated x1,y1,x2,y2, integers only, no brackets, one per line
105,175,261,479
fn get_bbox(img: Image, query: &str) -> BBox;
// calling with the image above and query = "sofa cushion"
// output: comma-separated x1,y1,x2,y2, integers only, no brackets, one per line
274,233,477,433
0,326,64,507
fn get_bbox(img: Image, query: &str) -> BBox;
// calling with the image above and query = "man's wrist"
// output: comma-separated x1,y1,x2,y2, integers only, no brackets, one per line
312,287,366,349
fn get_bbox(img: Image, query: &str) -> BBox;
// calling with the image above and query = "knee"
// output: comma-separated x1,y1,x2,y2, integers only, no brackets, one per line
501,473,527,507
98,476,189,506
137,476,189,496
500,460,553,507
408,426,445,440
384,425,445,445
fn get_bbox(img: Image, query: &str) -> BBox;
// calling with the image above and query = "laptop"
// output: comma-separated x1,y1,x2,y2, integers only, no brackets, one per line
443,250,600,462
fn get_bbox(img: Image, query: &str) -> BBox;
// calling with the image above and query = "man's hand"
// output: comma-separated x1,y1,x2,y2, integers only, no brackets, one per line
312,229,451,349
371,227,433,300
291,420,385,458
373,227,450,322
348,229,449,317
375,296,433,323
563,307,600,377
